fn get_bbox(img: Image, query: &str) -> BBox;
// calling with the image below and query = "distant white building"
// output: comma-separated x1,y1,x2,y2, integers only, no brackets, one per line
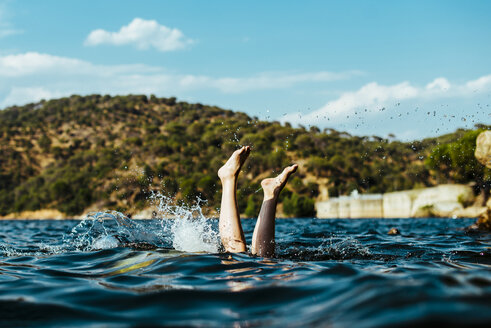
315,184,474,218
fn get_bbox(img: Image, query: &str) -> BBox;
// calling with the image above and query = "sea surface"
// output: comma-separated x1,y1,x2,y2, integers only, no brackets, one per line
0,214,490,327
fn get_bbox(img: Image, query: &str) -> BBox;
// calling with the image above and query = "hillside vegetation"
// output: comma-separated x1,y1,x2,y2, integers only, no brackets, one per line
0,94,489,217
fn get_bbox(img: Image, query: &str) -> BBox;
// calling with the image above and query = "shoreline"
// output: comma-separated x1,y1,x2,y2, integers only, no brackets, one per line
316,184,487,219
1,184,487,221
0,215,481,220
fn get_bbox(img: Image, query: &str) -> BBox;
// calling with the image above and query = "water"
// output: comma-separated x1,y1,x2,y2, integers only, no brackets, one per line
1,215,490,327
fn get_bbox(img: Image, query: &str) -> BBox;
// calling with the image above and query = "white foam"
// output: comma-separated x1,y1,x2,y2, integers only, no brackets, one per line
150,192,220,253
91,235,120,250
171,216,219,253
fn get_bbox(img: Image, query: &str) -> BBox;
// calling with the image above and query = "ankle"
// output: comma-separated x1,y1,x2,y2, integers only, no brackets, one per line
220,177,237,187
218,168,239,181
262,191,278,201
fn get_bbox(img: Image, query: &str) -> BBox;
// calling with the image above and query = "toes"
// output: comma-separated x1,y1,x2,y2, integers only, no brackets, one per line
276,164,298,185
234,147,245,156
282,164,298,176
237,146,248,155
243,146,251,155
288,164,298,173
239,146,251,160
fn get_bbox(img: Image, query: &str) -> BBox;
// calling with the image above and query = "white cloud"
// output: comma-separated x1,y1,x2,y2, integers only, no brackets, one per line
85,18,192,52
0,2,22,38
0,52,161,77
466,75,491,91
0,52,357,107
0,52,91,76
0,28,20,38
426,77,450,91
2,87,62,106
3,50,489,137
282,75,491,126
177,71,361,93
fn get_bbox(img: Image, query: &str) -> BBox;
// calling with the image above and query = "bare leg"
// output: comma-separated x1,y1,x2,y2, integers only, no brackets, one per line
218,146,251,252
251,164,298,257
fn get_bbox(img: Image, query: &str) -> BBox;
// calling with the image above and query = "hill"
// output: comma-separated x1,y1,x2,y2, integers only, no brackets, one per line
0,94,488,218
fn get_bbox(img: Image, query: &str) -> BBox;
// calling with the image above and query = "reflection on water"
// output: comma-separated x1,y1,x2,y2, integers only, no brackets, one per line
0,217,490,327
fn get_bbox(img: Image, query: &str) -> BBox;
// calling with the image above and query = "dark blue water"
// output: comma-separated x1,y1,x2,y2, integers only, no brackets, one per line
1,216,490,327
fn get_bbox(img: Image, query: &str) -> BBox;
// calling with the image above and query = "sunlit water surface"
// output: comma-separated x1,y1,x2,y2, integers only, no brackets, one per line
1,214,490,327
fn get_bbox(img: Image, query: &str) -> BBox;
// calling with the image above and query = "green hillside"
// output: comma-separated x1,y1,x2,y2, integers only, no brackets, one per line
0,94,488,217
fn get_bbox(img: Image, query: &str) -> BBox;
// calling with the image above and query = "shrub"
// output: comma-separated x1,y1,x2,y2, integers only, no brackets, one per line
283,193,316,217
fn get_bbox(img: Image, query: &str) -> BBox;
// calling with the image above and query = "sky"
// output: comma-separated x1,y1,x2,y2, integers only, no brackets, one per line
0,0,490,140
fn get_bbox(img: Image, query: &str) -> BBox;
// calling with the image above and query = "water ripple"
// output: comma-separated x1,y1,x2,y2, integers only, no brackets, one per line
0,217,490,327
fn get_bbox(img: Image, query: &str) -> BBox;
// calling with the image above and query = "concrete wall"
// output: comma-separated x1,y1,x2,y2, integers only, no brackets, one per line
350,195,383,218
338,197,351,218
382,190,417,218
315,184,474,218
410,184,473,217
315,199,339,218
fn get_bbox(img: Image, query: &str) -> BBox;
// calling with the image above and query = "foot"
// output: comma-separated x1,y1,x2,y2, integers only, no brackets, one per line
261,164,298,200
218,146,251,181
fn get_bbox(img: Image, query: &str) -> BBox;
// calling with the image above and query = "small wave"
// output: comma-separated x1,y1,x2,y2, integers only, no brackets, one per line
57,193,220,253
62,210,166,252
150,192,220,253
279,237,371,261
0,193,220,257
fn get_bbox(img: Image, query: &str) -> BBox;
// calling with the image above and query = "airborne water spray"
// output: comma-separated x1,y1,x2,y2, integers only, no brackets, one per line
149,192,221,253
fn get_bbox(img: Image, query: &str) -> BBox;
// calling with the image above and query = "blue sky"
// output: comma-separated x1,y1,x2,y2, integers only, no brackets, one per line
1,0,490,139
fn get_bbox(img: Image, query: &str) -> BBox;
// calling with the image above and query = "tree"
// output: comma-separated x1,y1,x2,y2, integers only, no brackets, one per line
426,129,491,203
283,192,316,217
197,175,217,202
307,156,331,176
38,134,51,151
245,195,259,217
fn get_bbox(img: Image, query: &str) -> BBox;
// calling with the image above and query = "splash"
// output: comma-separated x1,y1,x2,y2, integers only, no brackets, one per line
65,193,221,253
278,236,371,261
64,210,167,251
150,192,220,253
323,237,371,259
41,192,221,253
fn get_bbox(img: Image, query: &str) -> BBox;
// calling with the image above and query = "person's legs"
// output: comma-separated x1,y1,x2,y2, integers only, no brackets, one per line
251,164,298,257
218,146,251,252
